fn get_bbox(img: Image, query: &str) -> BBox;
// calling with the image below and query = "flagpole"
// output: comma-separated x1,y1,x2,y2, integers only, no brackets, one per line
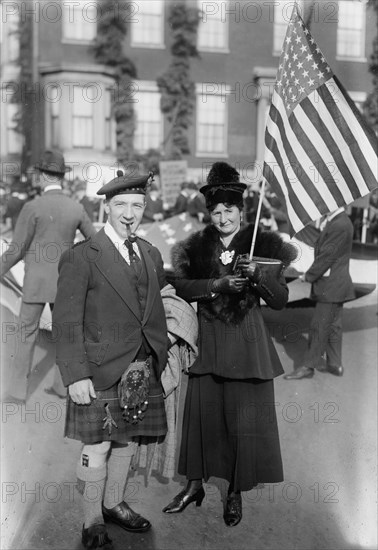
249,177,267,259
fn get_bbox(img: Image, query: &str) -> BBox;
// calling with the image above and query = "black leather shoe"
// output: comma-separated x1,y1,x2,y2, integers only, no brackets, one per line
224,493,242,527
82,523,113,549
162,482,205,513
284,366,314,380
102,501,151,532
326,365,344,376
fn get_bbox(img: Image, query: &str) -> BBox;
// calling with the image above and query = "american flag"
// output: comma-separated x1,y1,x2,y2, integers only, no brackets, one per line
263,4,378,237
137,212,204,269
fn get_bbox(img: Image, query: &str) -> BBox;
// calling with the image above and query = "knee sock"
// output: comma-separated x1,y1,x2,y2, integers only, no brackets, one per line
76,442,110,528
103,442,136,509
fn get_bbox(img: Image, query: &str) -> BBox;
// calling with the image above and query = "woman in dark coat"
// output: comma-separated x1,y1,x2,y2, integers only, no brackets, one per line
163,162,297,526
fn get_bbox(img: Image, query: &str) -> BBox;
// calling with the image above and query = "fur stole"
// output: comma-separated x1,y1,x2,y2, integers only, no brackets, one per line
171,224,297,324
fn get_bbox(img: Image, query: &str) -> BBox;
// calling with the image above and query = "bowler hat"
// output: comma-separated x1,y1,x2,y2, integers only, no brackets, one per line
200,162,246,208
97,170,154,198
35,150,71,175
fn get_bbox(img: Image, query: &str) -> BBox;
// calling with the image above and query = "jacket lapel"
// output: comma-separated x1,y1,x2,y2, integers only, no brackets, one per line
137,238,160,323
91,229,141,319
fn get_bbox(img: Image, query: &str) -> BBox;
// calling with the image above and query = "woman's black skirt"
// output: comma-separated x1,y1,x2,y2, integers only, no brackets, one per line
178,373,283,491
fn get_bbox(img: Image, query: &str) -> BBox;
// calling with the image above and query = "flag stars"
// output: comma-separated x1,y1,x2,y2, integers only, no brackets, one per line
312,62,318,70
317,71,324,79
302,69,309,78
308,78,314,86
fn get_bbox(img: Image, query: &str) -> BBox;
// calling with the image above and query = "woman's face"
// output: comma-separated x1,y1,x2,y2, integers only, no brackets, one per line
210,203,242,237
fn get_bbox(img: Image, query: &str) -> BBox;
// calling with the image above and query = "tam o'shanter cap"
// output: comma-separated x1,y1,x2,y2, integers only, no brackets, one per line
34,149,71,174
200,162,246,206
97,170,154,197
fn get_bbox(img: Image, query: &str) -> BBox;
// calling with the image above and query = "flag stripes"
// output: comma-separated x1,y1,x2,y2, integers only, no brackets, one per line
267,99,329,214
321,80,377,188
288,111,346,206
263,5,378,236
299,92,361,200
332,75,377,155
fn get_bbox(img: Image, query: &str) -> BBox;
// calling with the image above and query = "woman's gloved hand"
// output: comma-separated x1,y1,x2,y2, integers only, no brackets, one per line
211,275,248,294
236,259,263,284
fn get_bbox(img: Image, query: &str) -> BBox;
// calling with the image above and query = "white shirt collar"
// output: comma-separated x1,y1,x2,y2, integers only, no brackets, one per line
44,185,62,193
327,207,344,222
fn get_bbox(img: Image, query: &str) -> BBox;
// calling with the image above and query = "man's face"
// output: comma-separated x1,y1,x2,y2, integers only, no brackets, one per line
105,193,146,239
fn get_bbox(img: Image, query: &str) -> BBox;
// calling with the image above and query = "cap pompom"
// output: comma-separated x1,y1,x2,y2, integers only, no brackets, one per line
207,162,240,186
117,170,124,177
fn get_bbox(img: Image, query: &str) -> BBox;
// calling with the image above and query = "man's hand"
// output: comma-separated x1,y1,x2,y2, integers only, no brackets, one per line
212,275,248,294
69,379,96,405
237,259,263,284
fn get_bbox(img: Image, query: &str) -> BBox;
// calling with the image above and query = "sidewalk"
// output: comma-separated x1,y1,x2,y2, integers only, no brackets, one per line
1,264,377,550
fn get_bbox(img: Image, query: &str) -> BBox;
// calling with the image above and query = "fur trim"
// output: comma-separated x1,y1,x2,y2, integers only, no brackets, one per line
171,224,297,324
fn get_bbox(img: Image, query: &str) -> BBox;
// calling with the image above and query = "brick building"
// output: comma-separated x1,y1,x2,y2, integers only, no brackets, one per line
0,0,376,189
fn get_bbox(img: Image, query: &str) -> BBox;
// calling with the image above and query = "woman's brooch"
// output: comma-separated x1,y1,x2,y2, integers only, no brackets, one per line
219,250,235,265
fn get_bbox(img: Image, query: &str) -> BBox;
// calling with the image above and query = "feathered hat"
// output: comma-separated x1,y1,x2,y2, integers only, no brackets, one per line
200,162,247,208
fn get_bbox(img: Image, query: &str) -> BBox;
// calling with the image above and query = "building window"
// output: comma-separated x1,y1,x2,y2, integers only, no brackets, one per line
6,103,22,154
197,0,228,51
72,87,94,148
62,2,97,42
50,88,60,148
131,0,164,47
348,91,367,113
104,89,115,151
196,89,227,155
273,0,303,55
1,7,19,62
337,1,365,59
134,86,162,153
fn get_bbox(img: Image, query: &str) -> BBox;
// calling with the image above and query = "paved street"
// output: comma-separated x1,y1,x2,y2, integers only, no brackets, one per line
1,268,377,550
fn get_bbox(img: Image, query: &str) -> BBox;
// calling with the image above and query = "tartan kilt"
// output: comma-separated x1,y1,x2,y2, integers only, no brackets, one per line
64,360,167,444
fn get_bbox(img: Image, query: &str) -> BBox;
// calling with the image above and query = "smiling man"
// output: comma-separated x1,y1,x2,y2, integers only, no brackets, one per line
52,171,169,550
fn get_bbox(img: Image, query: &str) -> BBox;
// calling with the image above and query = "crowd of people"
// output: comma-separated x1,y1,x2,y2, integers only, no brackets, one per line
0,150,362,550
0,174,293,238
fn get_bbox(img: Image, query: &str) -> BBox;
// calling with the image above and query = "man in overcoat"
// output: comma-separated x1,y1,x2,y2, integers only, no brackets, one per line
0,150,95,403
53,172,169,549
284,207,355,379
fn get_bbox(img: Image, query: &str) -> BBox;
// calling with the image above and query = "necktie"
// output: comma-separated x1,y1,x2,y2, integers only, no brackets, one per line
124,239,139,264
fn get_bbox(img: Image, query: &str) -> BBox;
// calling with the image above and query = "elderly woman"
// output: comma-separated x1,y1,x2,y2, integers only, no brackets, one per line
163,162,297,527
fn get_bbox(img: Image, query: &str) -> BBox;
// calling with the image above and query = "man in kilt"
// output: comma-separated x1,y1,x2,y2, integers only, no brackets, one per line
53,171,169,549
